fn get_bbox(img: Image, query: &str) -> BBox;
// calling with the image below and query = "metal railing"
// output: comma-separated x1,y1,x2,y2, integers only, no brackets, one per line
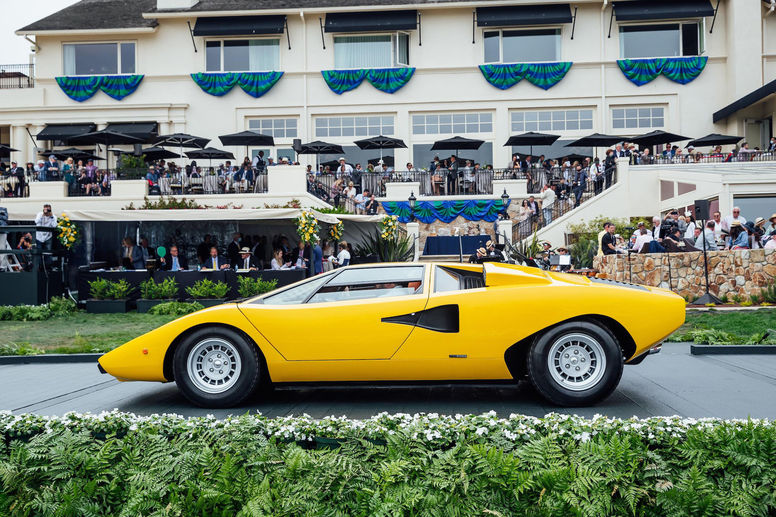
513,166,619,242
0,64,34,89
0,173,29,198
632,150,776,165
101,168,269,195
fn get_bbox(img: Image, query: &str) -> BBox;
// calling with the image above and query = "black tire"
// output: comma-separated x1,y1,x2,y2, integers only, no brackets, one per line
527,321,623,406
173,327,261,408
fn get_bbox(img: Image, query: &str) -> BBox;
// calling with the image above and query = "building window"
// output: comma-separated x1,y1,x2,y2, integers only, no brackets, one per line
619,22,702,59
612,106,665,130
205,39,280,72
484,29,560,64
412,112,493,135
315,116,395,138
333,34,409,69
247,118,297,138
63,42,135,75
511,109,593,132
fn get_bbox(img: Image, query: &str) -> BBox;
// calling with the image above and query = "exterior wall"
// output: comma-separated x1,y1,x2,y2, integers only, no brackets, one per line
594,249,776,300
3,0,764,171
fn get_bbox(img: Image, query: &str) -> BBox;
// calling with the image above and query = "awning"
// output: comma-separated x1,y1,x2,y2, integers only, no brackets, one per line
36,123,96,141
713,77,776,123
476,4,573,27
192,15,286,36
613,0,715,21
324,10,417,33
104,122,158,142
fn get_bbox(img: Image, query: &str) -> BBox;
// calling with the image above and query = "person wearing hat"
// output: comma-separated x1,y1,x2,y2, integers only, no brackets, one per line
234,246,260,271
751,217,766,249
486,239,504,262
766,214,776,238
729,220,749,250
469,247,487,264
336,157,353,179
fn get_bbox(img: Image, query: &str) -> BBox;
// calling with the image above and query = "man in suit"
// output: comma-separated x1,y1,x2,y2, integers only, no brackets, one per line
226,233,242,265
312,242,323,275
447,155,459,194
159,245,188,271
203,246,230,270
234,247,260,271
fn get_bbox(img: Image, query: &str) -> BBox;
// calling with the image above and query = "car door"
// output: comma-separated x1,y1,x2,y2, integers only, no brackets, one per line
239,265,429,360
393,264,513,380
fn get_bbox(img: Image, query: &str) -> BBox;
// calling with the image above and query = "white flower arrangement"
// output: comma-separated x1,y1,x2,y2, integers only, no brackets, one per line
0,409,770,448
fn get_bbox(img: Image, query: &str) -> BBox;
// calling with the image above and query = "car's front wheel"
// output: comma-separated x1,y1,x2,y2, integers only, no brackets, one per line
527,321,623,406
173,327,260,408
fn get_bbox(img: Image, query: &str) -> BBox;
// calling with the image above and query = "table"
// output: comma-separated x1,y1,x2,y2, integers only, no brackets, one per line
422,235,491,257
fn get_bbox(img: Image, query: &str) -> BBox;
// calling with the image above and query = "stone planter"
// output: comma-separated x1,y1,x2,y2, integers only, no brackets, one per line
86,299,131,314
136,299,176,313
186,298,227,308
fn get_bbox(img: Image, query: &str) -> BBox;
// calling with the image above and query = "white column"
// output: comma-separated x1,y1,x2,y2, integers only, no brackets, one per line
406,222,420,262
497,218,513,246
267,164,306,194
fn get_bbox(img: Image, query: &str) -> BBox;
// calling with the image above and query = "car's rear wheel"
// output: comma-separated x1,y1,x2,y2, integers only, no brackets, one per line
173,327,260,408
527,321,623,406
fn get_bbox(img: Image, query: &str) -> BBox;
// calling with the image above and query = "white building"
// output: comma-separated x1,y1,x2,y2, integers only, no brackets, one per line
3,0,775,168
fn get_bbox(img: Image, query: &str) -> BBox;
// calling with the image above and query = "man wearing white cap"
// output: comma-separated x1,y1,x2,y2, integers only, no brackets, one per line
234,247,259,271
336,157,352,179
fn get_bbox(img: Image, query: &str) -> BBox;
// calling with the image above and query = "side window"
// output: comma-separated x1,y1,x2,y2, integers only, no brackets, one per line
260,273,332,305
308,266,424,304
434,266,484,293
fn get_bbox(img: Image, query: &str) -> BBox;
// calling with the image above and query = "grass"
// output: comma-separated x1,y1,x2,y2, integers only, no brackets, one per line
667,308,776,345
0,312,176,355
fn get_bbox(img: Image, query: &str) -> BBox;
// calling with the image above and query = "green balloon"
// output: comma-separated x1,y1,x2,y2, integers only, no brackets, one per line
157,246,166,258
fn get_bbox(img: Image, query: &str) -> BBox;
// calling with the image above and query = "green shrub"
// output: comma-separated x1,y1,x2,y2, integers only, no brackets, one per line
88,278,111,300
107,279,133,300
3,411,776,515
147,301,204,315
354,228,414,262
761,278,776,304
0,297,76,322
720,293,729,304
237,276,278,298
139,277,179,299
731,293,743,304
0,343,45,356
185,279,229,299
48,296,76,316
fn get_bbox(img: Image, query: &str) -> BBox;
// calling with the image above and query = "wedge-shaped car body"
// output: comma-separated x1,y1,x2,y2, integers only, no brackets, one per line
99,262,685,407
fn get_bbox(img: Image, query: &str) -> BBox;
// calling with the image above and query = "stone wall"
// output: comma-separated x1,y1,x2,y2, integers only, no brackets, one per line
593,249,776,299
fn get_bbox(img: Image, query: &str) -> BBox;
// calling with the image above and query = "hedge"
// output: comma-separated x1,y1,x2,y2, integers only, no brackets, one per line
1,411,774,515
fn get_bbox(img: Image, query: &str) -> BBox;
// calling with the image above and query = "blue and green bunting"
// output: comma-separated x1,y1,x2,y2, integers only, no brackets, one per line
382,199,510,224
55,75,144,102
617,57,708,86
190,72,284,97
479,62,572,91
321,68,416,95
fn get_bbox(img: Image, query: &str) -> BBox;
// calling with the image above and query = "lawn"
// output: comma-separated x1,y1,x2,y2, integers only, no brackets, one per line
0,312,177,355
667,308,776,345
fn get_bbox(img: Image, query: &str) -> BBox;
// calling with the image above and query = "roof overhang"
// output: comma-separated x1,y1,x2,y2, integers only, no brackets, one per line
325,10,417,33
613,0,715,21
476,4,573,27
15,27,158,36
192,15,286,36
713,78,776,123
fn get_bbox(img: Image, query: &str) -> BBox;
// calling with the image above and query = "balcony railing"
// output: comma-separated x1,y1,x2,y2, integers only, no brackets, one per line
0,64,34,89
632,150,776,165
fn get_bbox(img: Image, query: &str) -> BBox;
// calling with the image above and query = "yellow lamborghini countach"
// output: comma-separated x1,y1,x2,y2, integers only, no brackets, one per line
98,262,685,407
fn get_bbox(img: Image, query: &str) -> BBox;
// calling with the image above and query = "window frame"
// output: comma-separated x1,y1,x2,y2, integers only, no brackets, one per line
258,265,426,305
511,108,595,133
332,31,411,69
618,20,704,59
62,41,137,76
204,36,282,73
611,105,666,131
482,27,562,64
411,111,495,136
247,117,299,139
314,114,396,139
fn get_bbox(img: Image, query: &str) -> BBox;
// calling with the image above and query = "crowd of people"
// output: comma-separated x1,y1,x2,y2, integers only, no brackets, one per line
116,231,354,274
599,207,776,257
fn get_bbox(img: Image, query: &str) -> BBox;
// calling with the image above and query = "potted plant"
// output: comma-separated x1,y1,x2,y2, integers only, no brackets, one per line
86,278,134,313
137,277,179,313
237,276,278,299
185,279,230,308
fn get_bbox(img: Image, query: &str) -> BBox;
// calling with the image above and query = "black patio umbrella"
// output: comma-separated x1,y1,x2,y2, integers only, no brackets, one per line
355,135,407,163
154,133,210,165
185,147,235,171
551,153,592,164
504,132,560,158
0,144,18,157
68,129,144,168
431,136,484,164
630,130,690,147
122,147,182,161
298,141,346,169
564,133,624,147
686,133,743,148
47,148,104,162
218,130,275,162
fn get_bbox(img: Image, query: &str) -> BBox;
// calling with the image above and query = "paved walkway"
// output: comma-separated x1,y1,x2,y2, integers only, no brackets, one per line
1,343,774,419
